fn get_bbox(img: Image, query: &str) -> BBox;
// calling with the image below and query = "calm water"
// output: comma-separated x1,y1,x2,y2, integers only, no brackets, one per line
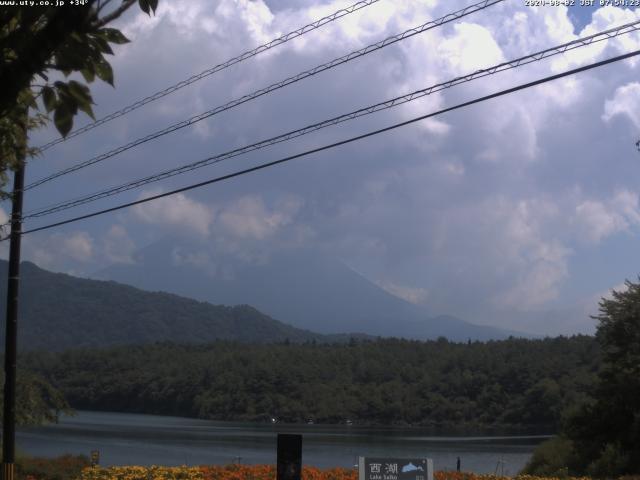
17,411,549,475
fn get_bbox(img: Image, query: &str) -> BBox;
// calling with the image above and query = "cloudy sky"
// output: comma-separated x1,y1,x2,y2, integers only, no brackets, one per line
4,0,640,335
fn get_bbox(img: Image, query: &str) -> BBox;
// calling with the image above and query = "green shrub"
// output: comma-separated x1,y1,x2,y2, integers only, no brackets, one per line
520,436,576,477
586,443,631,478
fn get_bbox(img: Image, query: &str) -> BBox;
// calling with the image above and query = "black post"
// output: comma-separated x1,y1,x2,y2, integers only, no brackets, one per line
277,434,302,480
2,164,25,480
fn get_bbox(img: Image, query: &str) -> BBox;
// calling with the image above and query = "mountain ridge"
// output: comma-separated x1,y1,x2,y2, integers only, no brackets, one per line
0,260,371,351
95,239,526,341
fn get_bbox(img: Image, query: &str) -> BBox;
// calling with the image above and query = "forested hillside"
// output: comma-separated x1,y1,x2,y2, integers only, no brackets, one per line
0,261,356,350
23,335,599,430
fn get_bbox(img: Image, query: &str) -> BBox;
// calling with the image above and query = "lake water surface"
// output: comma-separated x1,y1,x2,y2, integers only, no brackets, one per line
17,411,549,475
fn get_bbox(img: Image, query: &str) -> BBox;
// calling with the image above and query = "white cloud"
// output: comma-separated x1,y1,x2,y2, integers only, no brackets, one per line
24,231,95,272
103,225,136,264
573,189,640,244
132,189,214,236
438,23,505,75
496,241,571,310
603,82,640,128
24,0,640,336
218,195,302,240
171,247,221,276
575,199,627,243
62,231,94,262
486,198,571,310
378,280,429,305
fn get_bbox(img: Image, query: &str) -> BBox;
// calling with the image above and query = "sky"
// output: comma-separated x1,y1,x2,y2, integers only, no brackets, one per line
4,0,640,336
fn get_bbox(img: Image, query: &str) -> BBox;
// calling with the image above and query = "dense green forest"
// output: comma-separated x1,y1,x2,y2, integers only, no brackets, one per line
23,335,599,430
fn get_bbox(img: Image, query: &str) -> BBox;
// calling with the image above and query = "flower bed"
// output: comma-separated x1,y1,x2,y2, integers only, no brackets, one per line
78,465,631,480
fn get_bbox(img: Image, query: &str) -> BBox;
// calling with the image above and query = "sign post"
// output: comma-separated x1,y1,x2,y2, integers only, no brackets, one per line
358,457,433,480
90,450,100,467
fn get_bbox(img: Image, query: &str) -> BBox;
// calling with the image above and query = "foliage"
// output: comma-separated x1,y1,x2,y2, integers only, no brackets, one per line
199,465,354,480
521,437,577,477
564,280,640,475
81,465,204,480
16,453,89,480
0,0,158,192
22,335,599,429
528,279,640,476
0,368,70,426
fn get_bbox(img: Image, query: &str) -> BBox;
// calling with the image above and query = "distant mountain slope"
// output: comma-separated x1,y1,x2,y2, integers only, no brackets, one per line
0,260,336,351
96,239,524,341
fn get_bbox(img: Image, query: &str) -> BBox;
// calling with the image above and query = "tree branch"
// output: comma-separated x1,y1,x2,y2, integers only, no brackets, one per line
94,0,137,28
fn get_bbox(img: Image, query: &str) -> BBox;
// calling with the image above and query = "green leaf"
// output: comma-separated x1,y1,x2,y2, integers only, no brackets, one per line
138,0,150,14
148,0,158,13
100,28,130,45
68,81,95,120
95,59,114,86
80,67,95,83
53,104,73,137
67,81,91,102
77,101,95,120
26,93,37,110
18,89,37,110
92,36,113,55
42,86,56,113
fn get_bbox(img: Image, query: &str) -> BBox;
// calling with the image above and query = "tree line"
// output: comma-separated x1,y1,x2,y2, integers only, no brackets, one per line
22,335,599,430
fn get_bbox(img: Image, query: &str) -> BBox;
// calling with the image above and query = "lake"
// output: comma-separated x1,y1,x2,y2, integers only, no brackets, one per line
17,411,549,475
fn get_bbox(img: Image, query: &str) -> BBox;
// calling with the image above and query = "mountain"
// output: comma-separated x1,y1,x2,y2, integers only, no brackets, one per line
0,260,346,351
96,239,523,341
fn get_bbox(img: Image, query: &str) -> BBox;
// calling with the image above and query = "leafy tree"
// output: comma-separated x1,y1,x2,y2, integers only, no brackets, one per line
0,369,70,425
564,279,640,476
525,279,640,476
0,0,159,426
0,0,158,191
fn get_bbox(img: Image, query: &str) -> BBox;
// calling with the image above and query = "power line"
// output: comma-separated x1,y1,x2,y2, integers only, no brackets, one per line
24,0,505,191
22,19,640,220
15,48,640,238
32,0,382,153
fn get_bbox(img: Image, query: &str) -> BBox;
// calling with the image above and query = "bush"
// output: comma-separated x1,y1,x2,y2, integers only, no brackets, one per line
586,443,631,478
520,437,577,477
16,453,90,480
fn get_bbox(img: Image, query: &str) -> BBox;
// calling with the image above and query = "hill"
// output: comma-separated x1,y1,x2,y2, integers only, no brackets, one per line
0,260,340,351
96,239,523,341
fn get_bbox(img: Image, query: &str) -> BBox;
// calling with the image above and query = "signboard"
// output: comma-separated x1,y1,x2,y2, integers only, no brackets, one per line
90,450,100,467
358,457,433,480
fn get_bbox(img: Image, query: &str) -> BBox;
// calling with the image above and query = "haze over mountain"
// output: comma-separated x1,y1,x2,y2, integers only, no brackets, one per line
96,238,524,341
0,260,342,351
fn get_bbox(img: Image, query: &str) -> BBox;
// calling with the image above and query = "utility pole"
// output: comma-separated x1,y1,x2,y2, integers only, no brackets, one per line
2,163,25,480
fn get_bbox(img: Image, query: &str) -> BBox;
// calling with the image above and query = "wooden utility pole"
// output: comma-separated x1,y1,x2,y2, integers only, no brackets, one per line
2,163,25,480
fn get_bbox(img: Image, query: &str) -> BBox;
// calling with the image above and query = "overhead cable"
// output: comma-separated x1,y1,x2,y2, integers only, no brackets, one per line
33,0,382,153
14,48,640,238
22,19,640,219
24,0,505,191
